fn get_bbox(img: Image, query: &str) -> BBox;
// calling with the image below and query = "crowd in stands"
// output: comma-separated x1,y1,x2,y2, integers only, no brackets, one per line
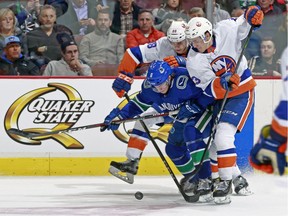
0,0,286,77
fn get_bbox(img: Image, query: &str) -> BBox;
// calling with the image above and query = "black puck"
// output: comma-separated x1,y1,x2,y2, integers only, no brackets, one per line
135,191,143,200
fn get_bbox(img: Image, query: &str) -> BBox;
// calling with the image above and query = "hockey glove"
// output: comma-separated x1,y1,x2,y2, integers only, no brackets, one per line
152,103,174,124
163,56,186,67
112,71,134,98
100,108,123,132
220,72,240,91
177,100,202,120
250,125,287,175
244,5,264,28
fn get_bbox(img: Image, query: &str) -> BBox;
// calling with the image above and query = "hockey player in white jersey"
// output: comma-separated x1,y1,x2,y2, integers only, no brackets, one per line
185,5,264,204
111,20,189,98
250,47,288,175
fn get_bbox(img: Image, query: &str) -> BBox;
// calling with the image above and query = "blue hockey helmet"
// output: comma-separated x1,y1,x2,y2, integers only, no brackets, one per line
146,61,172,86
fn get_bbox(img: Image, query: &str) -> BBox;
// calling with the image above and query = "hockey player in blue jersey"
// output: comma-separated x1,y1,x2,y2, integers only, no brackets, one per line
101,60,215,201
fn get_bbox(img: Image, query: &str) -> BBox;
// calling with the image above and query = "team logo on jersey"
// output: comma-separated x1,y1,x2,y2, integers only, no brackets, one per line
210,55,236,75
176,75,189,89
5,83,94,149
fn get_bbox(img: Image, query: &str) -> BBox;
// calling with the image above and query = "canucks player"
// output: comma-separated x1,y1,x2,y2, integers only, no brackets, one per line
250,47,288,175
101,61,215,202
185,6,264,204
111,20,189,98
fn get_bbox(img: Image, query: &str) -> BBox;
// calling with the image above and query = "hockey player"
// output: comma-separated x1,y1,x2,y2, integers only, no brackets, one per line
250,47,288,175
101,61,215,201
184,5,264,204
111,20,189,98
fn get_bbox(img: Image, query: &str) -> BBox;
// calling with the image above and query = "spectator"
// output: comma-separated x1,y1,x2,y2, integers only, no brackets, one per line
96,0,117,14
8,1,44,33
111,0,142,38
0,36,40,76
43,33,92,76
26,0,42,17
273,10,287,59
126,9,165,48
79,9,124,67
248,37,281,76
231,8,245,17
245,0,283,60
152,0,189,34
0,8,23,56
24,5,73,69
44,0,68,17
204,0,231,25
57,0,98,36
188,7,206,19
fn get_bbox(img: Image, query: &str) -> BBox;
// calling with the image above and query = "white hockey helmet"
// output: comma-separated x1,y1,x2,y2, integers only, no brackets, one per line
167,20,187,42
185,17,212,43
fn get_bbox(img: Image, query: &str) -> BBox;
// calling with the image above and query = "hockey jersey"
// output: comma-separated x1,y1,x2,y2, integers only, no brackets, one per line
186,15,257,99
118,37,187,74
272,47,288,139
119,67,214,119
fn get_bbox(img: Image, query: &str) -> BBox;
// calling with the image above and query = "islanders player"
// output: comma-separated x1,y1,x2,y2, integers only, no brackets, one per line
185,5,264,204
250,47,288,175
101,61,215,202
111,20,189,98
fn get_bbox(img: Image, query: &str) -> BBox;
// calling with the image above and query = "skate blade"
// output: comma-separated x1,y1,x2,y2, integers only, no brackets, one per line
214,195,231,205
108,166,134,184
198,193,213,203
236,187,253,196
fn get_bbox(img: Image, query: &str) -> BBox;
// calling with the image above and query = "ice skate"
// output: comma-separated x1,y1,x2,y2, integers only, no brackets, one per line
213,180,232,204
233,175,253,196
180,176,199,196
196,178,213,202
108,159,139,184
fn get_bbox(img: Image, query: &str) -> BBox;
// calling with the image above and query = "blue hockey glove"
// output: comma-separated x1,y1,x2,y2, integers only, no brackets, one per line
220,72,240,91
250,125,287,175
177,100,202,120
100,108,123,132
163,56,186,67
152,103,174,124
244,5,264,29
112,71,134,98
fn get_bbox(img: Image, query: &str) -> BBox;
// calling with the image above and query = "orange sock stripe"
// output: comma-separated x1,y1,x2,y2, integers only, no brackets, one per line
218,156,237,168
238,89,254,131
128,136,147,151
211,164,219,173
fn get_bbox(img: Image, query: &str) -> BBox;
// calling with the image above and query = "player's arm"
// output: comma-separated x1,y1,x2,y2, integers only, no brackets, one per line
102,81,155,131
113,39,167,98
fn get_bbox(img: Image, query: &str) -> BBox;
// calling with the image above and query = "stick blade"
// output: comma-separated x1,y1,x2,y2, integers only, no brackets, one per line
7,128,33,138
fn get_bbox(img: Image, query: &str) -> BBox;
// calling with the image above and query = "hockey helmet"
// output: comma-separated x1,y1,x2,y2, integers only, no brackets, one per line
147,61,172,86
167,20,187,43
185,17,212,43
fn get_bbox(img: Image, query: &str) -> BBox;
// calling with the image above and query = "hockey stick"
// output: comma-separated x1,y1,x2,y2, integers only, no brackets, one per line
185,27,254,180
124,94,200,203
7,110,178,139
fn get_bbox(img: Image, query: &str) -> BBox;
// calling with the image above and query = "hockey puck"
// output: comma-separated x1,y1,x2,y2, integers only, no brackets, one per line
134,191,143,200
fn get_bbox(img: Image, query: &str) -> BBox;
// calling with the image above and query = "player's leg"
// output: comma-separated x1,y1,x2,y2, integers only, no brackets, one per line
165,121,199,195
109,111,162,184
184,120,213,202
212,90,254,204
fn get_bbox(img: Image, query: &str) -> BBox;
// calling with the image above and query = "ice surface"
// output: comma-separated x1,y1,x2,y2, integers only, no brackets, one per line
0,174,287,216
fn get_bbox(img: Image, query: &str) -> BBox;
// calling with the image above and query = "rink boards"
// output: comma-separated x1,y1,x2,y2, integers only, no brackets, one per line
0,77,285,175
